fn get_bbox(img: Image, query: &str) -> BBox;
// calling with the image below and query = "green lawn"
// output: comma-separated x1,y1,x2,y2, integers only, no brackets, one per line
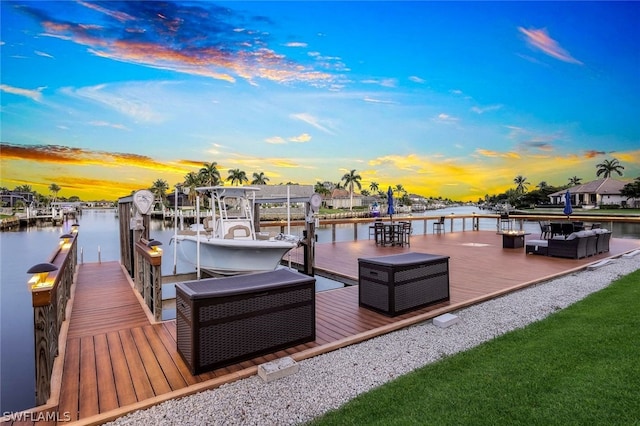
309,269,640,426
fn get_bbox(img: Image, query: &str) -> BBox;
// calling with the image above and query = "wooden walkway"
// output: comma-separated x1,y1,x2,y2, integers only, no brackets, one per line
4,231,640,425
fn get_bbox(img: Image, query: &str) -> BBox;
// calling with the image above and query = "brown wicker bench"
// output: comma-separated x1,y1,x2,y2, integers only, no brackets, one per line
176,269,315,374
358,252,450,316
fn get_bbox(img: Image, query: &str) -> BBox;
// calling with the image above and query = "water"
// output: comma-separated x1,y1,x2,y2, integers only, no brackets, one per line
0,209,344,412
1,206,638,413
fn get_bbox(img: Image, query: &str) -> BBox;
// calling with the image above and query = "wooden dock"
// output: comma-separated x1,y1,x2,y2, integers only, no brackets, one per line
4,231,640,425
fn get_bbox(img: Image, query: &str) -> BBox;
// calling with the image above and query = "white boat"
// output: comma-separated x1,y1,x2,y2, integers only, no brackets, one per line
171,186,300,275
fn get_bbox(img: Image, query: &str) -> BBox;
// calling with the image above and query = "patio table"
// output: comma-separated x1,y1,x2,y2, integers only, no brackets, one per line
497,231,530,249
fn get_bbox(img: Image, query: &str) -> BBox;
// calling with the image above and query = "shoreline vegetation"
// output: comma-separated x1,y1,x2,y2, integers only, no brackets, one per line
2,207,640,229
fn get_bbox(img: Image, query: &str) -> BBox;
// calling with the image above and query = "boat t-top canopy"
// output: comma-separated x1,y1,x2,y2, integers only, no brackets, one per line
195,186,260,197
194,185,315,204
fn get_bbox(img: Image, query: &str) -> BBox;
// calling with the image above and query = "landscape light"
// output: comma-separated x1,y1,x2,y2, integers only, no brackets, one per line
147,239,163,255
59,233,74,249
27,263,58,290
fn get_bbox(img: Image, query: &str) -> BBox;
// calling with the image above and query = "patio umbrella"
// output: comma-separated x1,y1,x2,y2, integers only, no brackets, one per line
387,186,395,222
563,190,573,217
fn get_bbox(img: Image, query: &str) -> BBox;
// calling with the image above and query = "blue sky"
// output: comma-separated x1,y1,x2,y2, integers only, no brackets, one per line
1,1,638,201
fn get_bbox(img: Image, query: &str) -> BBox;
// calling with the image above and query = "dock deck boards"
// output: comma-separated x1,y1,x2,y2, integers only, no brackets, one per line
5,231,640,425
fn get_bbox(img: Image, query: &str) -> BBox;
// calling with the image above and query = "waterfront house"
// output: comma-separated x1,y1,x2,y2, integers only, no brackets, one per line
0,190,34,207
548,178,630,208
327,188,363,209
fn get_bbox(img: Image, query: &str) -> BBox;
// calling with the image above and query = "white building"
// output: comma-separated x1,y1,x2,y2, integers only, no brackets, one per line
548,178,631,208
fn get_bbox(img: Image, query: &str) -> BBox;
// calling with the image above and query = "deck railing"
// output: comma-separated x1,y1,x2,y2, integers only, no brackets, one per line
135,239,163,322
28,229,77,405
257,213,640,243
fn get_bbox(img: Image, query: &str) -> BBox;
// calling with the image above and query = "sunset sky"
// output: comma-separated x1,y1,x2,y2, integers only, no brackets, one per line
1,1,639,201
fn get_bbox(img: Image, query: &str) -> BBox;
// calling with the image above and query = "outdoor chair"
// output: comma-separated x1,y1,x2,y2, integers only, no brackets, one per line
539,221,551,239
584,231,598,257
433,216,445,234
401,221,412,246
384,223,402,246
373,222,385,245
499,213,512,231
595,229,612,253
550,222,563,238
369,218,382,240
561,223,574,237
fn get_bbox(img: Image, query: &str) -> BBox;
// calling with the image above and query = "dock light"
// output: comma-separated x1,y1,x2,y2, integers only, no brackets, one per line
59,233,74,249
71,223,79,234
27,263,58,290
147,239,163,256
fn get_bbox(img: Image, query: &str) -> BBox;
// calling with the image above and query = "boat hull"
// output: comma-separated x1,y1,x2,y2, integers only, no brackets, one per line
173,235,297,275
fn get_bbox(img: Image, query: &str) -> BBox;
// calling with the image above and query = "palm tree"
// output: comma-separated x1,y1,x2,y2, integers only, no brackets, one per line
513,175,530,194
568,176,582,186
620,177,640,206
183,172,203,205
596,158,624,178
227,169,248,186
48,183,61,203
369,181,379,193
314,181,331,197
341,169,362,210
149,179,169,207
394,184,406,197
15,184,32,193
199,162,221,186
537,181,549,191
251,172,269,185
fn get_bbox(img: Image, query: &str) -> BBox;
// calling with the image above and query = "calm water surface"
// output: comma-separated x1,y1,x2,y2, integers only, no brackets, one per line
1,207,638,412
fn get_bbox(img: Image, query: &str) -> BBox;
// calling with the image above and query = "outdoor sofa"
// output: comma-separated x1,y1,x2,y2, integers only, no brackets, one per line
526,229,611,259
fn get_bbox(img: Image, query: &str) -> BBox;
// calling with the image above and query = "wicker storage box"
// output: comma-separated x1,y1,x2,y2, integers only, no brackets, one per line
358,252,450,317
176,269,315,375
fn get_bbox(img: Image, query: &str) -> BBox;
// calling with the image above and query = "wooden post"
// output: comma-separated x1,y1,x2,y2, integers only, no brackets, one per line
302,203,316,276
135,240,163,321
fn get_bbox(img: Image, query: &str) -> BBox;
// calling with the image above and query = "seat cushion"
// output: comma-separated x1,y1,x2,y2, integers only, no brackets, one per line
526,240,548,255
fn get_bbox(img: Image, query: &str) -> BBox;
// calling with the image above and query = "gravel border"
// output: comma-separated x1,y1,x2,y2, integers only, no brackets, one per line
108,254,640,426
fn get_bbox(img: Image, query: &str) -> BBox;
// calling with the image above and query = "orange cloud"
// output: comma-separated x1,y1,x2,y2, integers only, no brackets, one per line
584,150,606,159
46,175,140,194
475,148,521,159
1,143,188,174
